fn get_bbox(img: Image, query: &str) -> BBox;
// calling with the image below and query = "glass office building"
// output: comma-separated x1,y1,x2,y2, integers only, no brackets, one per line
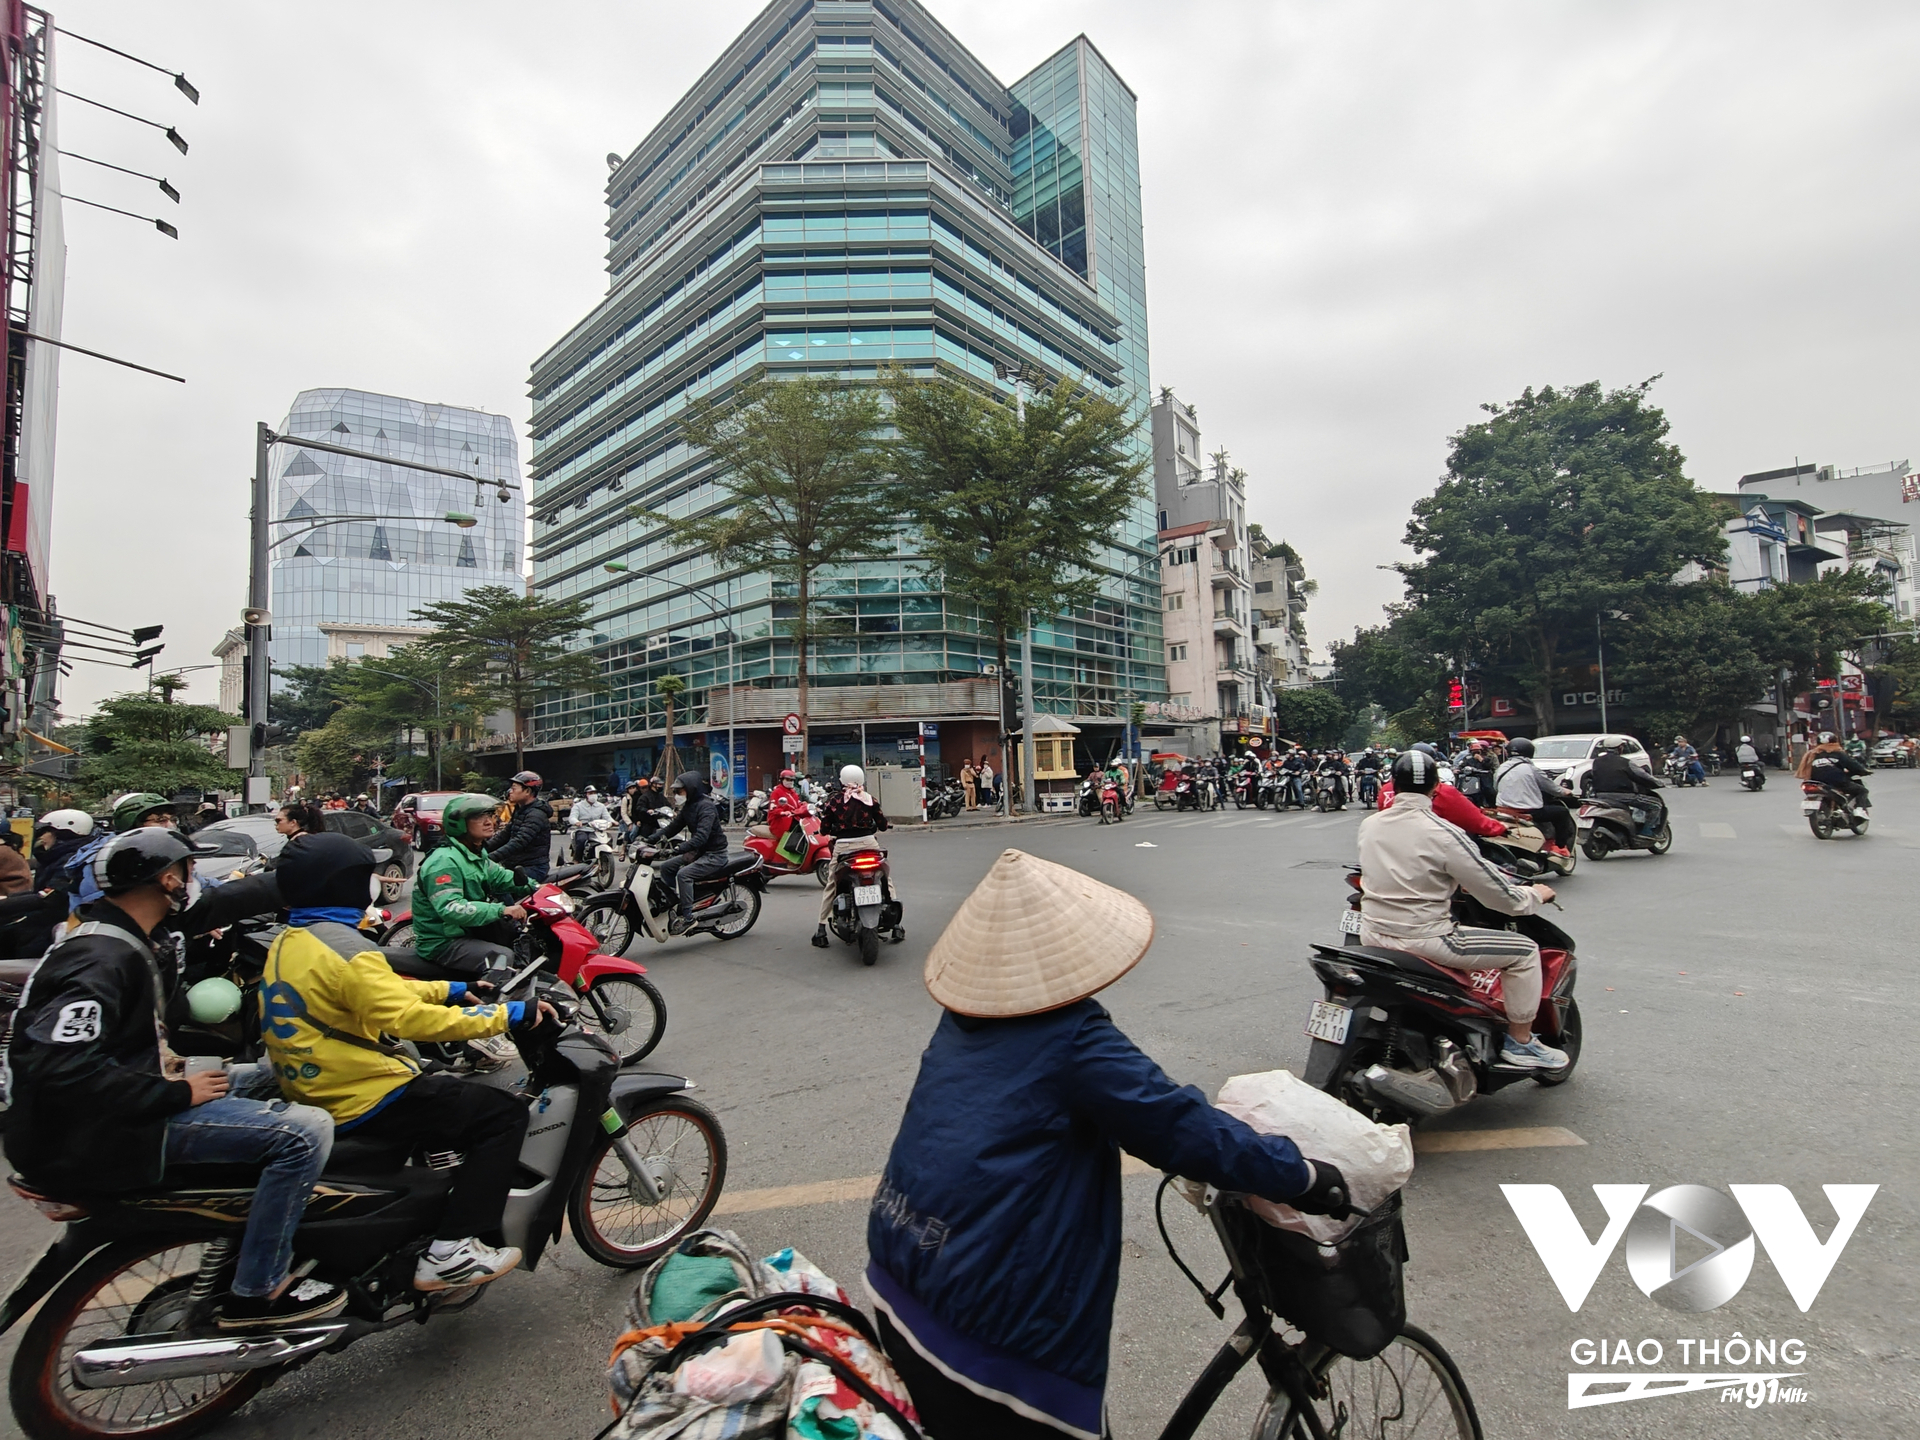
527,0,1160,780
269,389,524,683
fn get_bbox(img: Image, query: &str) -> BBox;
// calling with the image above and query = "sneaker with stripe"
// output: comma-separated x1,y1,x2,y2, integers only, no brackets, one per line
414,1236,521,1292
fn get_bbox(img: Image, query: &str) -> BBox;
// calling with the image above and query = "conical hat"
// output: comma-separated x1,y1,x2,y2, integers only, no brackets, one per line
925,849,1155,1017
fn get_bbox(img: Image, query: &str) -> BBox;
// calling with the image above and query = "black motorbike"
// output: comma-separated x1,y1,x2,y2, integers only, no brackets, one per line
826,846,905,966
1803,780,1869,840
1313,769,1349,812
1740,762,1766,791
1307,869,1580,1125
1356,768,1381,809
0,999,725,1440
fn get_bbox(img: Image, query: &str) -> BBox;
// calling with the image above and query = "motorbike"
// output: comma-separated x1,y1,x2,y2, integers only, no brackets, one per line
1312,866,1580,1125
1231,770,1260,809
575,841,767,960
1803,780,1870,840
570,816,621,891
1740,761,1767,791
0,999,727,1440
743,790,771,827
743,805,833,885
1076,774,1102,818
1096,774,1127,825
1356,768,1381,809
1486,806,1578,877
1664,754,1704,787
1576,793,1673,860
1313,769,1349,812
924,778,966,820
825,845,905,966
380,880,668,1066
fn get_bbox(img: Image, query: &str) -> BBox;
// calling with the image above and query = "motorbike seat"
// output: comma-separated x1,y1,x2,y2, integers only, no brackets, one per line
547,864,592,883
0,956,39,987
323,1133,418,1176
382,950,471,983
1329,942,1482,992
720,853,763,876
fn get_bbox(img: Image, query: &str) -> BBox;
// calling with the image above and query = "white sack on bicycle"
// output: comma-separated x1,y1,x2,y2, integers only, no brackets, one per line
1215,1069,1413,1243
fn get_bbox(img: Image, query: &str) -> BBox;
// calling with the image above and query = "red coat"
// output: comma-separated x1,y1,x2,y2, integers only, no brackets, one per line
766,785,809,840
1377,780,1506,837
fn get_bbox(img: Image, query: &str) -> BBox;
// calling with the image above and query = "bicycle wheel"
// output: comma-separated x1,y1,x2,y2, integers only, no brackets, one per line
1252,1326,1482,1440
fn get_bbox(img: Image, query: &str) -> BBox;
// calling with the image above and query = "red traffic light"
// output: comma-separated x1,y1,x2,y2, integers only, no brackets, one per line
1447,678,1466,709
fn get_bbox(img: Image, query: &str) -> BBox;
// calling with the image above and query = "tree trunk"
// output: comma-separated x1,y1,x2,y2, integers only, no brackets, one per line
996,630,1012,814
1530,627,1557,734
663,696,678,779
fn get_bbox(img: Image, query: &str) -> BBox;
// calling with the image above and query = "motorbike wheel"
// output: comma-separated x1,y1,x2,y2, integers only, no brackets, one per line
707,882,760,940
1809,806,1834,840
1580,836,1609,861
376,860,407,903
581,974,667,1064
1647,821,1674,855
1101,801,1117,824
11,1238,267,1440
593,852,617,891
382,919,415,949
858,927,879,967
568,1096,727,1269
1850,813,1870,836
811,857,833,887
578,896,636,957
1535,998,1582,1086
1154,792,1174,811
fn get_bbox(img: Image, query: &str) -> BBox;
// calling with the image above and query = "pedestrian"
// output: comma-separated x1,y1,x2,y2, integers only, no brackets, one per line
960,760,977,810
979,757,997,808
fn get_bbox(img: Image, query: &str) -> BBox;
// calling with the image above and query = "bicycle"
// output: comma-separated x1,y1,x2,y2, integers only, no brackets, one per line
1146,1177,1483,1440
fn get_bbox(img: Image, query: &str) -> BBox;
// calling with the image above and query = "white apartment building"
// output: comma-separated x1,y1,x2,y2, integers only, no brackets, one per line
1152,387,1264,749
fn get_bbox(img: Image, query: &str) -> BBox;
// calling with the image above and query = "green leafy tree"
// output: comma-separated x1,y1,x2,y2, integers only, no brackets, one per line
272,662,352,735
635,374,895,739
1328,618,1453,739
883,370,1147,683
410,586,603,769
1397,380,1727,731
1269,687,1351,747
1611,583,1775,742
330,645,478,787
78,692,240,803
1748,567,1891,697
655,673,687,778
294,710,387,795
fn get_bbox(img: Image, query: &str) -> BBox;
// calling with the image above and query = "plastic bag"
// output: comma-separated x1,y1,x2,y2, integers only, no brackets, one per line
1215,1069,1413,1242
674,1329,787,1404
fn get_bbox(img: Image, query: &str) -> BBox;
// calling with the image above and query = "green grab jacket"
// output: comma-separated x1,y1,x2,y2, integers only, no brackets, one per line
410,839,531,960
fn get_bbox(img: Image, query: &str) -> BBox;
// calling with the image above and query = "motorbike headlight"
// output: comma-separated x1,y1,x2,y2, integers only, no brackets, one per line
552,893,574,914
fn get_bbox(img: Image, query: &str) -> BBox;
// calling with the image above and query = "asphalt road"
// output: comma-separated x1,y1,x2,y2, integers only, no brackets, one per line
0,772,1913,1438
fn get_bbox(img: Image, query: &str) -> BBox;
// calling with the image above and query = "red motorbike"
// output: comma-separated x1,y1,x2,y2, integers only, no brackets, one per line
376,880,666,1065
744,805,834,885
1096,775,1126,824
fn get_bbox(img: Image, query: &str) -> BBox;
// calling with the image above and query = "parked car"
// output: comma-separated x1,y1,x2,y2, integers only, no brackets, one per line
1527,733,1657,796
1871,735,1917,768
194,810,417,898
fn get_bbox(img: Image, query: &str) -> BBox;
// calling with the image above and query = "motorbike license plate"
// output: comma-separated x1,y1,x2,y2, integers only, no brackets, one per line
1305,1001,1353,1045
1801,801,1821,814
853,884,883,906
1338,908,1363,935
1576,816,1594,829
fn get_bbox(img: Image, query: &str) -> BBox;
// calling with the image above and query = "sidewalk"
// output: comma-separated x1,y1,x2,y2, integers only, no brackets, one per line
894,805,1065,832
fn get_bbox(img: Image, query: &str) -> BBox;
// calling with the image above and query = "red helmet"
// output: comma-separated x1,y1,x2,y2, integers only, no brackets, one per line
779,768,797,782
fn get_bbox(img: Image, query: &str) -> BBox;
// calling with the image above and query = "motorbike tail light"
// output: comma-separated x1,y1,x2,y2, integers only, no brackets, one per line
1344,872,1363,892
1801,783,1822,794
848,852,884,871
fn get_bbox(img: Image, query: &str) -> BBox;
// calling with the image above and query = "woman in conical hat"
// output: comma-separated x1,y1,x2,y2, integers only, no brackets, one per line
865,850,1354,1439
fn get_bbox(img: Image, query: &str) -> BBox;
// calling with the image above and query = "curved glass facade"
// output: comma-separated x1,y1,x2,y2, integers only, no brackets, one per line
269,389,524,684
528,1,1162,754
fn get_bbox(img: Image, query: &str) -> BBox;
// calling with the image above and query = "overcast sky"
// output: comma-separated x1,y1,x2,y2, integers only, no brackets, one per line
43,0,1920,714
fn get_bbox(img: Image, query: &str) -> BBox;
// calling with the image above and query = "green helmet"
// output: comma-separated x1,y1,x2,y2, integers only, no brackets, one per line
112,792,176,833
186,976,244,1024
440,792,500,839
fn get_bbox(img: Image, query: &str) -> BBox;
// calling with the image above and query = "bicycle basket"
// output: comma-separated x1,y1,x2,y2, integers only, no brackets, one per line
1225,1190,1408,1360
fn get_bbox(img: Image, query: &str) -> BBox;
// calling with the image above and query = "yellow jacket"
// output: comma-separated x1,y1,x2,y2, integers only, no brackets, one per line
259,919,514,1123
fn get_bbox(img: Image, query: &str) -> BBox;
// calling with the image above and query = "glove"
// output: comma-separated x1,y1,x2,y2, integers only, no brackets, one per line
1289,1161,1361,1219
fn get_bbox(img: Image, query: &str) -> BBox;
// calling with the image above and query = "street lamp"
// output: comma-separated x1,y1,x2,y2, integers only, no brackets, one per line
248,420,522,800
604,563,739,818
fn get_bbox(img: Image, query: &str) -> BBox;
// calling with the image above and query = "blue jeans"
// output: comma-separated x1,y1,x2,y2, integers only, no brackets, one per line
163,1064,333,1297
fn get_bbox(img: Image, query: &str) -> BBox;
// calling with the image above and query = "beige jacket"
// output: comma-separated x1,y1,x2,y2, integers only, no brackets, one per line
1356,792,1540,939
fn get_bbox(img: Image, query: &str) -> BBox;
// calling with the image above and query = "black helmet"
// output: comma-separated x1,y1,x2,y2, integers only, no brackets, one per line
510,770,543,789
275,831,379,911
1390,749,1442,794
1506,736,1535,758
94,827,200,896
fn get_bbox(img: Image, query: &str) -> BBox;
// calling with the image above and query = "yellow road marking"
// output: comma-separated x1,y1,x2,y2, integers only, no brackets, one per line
1413,1125,1586,1153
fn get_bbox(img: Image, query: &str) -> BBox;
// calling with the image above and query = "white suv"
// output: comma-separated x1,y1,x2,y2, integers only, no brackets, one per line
1527,733,1654,796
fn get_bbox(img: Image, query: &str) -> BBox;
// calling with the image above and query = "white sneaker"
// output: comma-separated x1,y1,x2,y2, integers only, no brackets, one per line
414,1237,522,1292
1500,1034,1569,1069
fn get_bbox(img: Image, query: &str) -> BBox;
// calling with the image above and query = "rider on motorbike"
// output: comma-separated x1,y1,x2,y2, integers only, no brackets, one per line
1493,737,1575,855
1668,735,1706,786
811,764,890,948
486,770,553,882
1358,751,1567,1069
1800,731,1871,809
5,828,343,1329
1735,735,1761,768
1279,745,1309,805
413,792,539,976
1376,743,1510,837
1315,748,1353,805
264,831,550,1292
1589,740,1668,831
652,771,731,933
1453,739,1494,803
63,791,179,919
569,786,612,863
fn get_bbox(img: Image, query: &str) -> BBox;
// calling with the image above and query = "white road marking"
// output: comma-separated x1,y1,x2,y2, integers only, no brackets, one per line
1698,822,1736,839
1306,815,1354,829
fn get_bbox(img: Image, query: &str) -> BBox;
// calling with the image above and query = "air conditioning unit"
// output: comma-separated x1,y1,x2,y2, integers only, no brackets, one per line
981,663,998,675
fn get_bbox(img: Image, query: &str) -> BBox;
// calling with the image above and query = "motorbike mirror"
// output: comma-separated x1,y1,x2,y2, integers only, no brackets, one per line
512,867,528,886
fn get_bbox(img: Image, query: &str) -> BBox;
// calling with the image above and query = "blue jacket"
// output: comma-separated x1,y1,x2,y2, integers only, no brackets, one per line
867,1001,1312,1436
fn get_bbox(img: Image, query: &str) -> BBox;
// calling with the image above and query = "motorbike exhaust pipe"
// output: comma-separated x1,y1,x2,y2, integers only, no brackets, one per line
72,1323,348,1388
1355,1062,1460,1118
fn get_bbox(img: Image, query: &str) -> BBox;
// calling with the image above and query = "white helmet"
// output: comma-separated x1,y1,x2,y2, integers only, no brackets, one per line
840,764,865,788
37,808,93,838
1740,735,1752,744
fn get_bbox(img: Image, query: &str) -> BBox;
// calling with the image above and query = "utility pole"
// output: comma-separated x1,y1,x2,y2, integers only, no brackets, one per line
246,422,272,797
1020,612,1037,815
1595,613,1609,733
